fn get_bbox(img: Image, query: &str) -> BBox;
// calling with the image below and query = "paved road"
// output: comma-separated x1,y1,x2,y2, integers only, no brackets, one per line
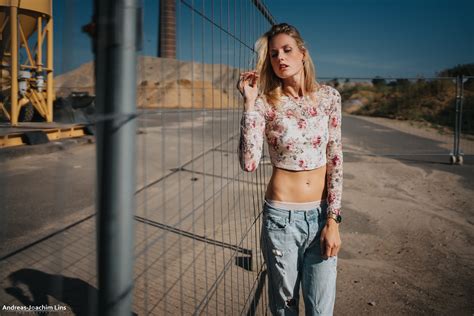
343,114,474,189
1,109,473,314
1,110,473,257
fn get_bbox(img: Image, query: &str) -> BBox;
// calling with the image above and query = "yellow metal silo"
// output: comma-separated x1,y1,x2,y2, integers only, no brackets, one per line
0,0,54,125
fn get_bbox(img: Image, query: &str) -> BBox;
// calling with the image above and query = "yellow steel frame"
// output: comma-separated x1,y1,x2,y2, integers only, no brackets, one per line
1,0,54,125
0,126,86,148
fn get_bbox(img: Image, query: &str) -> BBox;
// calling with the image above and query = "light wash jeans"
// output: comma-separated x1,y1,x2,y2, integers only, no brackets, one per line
260,199,337,316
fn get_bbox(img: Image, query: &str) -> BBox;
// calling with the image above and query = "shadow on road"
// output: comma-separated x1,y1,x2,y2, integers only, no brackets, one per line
5,268,138,316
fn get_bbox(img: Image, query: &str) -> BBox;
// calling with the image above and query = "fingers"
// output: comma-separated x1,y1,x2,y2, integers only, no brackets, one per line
236,78,244,94
320,238,341,259
250,73,259,87
238,71,259,87
240,70,258,77
330,244,340,257
324,243,332,260
237,72,259,98
320,238,330,260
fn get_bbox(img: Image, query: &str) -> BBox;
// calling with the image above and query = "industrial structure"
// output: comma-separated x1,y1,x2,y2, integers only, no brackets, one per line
0,0,54,125
158,0,176,58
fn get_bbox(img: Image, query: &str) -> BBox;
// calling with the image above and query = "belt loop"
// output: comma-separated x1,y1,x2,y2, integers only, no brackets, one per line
288,210,292,224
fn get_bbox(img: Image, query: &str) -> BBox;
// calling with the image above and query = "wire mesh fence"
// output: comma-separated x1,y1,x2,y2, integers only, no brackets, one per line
1,0,275,315
131,1,273,314
1,0,473,315
327,76,474,165
457,76,474,159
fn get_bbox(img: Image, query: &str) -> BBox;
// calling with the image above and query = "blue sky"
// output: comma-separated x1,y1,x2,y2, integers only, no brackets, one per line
51,0,473,78
265,0,474,78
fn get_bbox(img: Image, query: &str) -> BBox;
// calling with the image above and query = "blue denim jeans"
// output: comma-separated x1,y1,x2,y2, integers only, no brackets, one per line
261,199,337,316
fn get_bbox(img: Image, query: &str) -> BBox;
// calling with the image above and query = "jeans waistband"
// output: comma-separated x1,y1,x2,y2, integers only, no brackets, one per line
264,198,327,211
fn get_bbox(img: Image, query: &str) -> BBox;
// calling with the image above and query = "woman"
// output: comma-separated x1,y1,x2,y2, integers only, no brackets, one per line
237,23,343,316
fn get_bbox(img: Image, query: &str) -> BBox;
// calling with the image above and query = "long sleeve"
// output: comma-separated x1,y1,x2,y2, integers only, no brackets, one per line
325,88,343,215
238,97,266,172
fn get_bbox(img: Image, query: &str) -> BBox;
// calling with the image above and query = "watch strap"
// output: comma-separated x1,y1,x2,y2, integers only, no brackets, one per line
327,212,342,223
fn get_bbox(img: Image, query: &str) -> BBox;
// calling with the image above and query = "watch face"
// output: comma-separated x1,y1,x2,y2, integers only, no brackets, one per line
336,215,342,223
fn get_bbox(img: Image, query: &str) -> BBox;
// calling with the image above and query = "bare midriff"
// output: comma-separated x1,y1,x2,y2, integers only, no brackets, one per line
265,165,328,202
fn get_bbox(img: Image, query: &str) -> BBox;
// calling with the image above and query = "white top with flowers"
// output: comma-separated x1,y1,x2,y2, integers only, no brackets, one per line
238,84,343,215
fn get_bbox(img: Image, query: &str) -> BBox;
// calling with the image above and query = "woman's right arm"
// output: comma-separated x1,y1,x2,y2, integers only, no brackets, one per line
236,71,265,172
238,97,266,172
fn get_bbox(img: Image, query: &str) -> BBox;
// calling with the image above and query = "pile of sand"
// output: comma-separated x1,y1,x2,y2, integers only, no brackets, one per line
54,56,243,109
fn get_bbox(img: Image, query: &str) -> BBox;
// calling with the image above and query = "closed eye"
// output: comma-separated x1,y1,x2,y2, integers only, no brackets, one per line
270,48,293,58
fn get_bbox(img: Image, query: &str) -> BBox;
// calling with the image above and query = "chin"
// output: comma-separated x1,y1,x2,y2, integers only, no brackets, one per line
276,72,295,79
273,68,301,79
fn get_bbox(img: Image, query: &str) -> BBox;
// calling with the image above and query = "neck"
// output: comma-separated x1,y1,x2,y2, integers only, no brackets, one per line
281,69,306,98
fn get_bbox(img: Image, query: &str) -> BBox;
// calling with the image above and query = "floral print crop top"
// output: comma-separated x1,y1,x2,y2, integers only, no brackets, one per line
238,84,343,215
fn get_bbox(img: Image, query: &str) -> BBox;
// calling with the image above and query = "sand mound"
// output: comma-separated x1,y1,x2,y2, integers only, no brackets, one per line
54,56,242,109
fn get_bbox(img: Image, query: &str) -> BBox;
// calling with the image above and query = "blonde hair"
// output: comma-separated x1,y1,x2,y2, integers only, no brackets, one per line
255,23,319,106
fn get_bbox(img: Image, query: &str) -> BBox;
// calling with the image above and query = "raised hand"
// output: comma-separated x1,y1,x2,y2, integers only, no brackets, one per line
237,71,259,106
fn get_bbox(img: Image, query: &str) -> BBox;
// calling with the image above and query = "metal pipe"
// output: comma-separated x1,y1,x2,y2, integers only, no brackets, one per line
458,75,464,160
251,0,276,26
94,0,139,314
10,3,18,125
46,15,53,122
37,16,43,71
454,76,461,157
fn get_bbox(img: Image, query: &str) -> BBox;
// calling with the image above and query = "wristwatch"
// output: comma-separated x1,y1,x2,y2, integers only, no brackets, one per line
327,212,342,224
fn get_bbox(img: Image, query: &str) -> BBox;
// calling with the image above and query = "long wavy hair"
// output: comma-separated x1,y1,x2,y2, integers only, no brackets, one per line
255,23,320,106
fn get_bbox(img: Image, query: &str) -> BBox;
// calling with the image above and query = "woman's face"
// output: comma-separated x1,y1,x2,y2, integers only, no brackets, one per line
268,33,305,80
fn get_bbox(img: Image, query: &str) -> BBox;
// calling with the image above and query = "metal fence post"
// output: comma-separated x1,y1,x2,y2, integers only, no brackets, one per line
451,75,461,164
94,0,140,315
457,75,464,165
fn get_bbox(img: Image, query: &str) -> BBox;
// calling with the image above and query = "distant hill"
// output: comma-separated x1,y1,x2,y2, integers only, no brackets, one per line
54,56,242,109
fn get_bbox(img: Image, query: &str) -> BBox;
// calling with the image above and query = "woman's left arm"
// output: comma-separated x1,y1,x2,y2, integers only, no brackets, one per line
325,87,343,216
321,87,343,259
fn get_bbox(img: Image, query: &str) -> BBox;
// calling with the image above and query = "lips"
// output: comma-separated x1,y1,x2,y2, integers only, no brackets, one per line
279,64,289,70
